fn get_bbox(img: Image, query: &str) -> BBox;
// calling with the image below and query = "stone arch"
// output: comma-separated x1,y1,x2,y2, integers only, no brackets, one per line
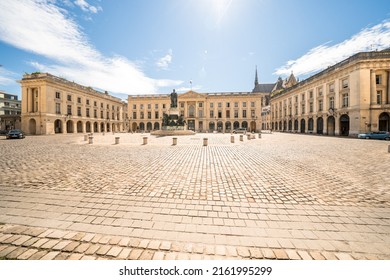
77,121,83,133
54,119,62,133
29,118,37,135
66,120,74,133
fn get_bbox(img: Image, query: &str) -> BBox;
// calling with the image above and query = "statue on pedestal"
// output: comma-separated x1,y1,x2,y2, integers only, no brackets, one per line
170,89,177,108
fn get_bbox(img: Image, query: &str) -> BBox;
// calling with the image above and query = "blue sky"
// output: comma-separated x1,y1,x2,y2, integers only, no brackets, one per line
1,0,390,100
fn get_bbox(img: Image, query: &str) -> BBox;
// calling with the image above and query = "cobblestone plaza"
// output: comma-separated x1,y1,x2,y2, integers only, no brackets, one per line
0,133,389,260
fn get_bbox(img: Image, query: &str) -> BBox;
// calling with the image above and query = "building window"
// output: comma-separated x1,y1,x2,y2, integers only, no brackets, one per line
94,109,97,118
180,110,184,116
301,104,305,114
101,103,103,108
329,96,335,109
106,112,109,119
112,112,115,119
180,102,184,108
55,103,61,114
251,110,255,118
318,87,323,97
295,96,298,103
242,110,247,118
251,101,255,108
301,93,305,101
342,79,349,88
133,112,136,119
218,111,222,118
234,110,238,118
67,105,72,115
77,97,81,103
140,112,144,119
148,104,151,110
94,101,97,106
133,104,136,110
155,111,159,119
210,103,214,108
163,104,166,109
226,102,230,108
342,94,349,107
198,110,203,118
226,110,230,118
147,112,151,119
107,104,109,109
234,102,238,108
309,102,313,113
318,99,323,111
140,104,144,110
155,104,158,110
78,107,82,117
295,105,298,115
210,110,214,118
86,99,90,105
242,102,247,107
377,90,382,104
67,95,72,101
55,92,61,99
101,111,104,118
309,91,313,99
199,102,203,107
86,108,90,117
329,83,335,93
218,102,222,108
376,75,382,85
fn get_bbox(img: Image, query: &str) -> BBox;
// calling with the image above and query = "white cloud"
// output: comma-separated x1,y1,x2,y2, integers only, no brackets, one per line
74,0,101,14
0,0,182,95
0,67,17,86
156,49,173,70
274,19,390,77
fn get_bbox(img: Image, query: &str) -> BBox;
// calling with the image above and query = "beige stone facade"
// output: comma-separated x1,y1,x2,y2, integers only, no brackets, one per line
19,73,127,135
270,50,390,136
128,90,268,133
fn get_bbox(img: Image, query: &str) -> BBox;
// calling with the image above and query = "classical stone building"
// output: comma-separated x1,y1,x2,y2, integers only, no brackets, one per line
270,50,390,136
19,73,127,135
127,69,274,133
0,91,21,130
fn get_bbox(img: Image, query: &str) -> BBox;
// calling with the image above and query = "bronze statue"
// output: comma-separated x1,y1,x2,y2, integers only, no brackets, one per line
170,89,177,108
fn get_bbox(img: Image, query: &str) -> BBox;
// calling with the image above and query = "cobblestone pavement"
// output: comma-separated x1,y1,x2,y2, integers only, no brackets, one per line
0,132,389,260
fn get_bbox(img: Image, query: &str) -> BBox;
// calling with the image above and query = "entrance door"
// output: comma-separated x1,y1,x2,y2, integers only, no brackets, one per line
327,116,335,136
379,112,390,131
188,120,195,131
340,114,349,136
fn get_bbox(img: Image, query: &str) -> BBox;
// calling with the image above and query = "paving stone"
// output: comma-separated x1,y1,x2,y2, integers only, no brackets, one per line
107,246,123,257
18,249,39,260
62,241,80,252
41,251,61,260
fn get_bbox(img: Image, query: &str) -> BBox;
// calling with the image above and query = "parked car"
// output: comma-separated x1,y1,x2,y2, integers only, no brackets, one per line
6,129,26,139
232,128,247,134
357,131,390,140
0,130,8,135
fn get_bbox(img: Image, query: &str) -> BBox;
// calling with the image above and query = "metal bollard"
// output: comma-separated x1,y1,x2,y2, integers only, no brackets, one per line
258,133,262,139
240,135,243,141
115,137,120,145
143,137,148,145
84,134,88,141
173,137,177,145
203,138,208,146
247,134,251,140
230,135,234,143
88,136,93,144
